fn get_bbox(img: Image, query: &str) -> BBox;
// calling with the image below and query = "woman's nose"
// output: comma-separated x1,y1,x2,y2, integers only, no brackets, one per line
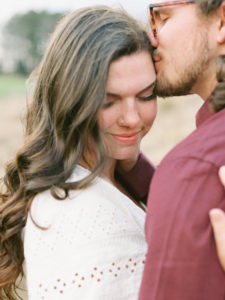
120,99,140,128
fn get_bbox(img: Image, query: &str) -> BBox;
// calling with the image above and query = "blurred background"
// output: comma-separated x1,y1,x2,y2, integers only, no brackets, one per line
0,0,203,176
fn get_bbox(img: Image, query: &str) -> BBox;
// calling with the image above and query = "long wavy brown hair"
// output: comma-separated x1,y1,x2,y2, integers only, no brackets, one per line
196,0,225,112
0,5,153,299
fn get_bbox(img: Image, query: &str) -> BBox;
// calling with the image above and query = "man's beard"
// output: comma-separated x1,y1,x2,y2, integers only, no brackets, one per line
155,31,210,97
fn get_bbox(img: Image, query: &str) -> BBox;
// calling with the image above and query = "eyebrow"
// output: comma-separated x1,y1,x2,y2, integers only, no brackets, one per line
106,81,156,98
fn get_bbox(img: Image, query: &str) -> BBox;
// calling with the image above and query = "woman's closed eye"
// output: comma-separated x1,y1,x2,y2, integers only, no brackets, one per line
138,93,156,101
137,85,156,101
102,94,120,108
135,81,156,102
102,101,114,108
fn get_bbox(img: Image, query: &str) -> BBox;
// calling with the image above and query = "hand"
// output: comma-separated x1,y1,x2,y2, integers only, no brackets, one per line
209,166,225,271
209,208,225,271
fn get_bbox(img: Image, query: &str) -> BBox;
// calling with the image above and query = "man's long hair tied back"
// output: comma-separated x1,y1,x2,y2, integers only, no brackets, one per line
196,0,225,112
211,55,225,112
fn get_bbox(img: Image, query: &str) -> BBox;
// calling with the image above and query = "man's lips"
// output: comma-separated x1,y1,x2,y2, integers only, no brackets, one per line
153,49,161,60
111,132,140,143
153,51,162,64
153,56,161,70
153,56,161,62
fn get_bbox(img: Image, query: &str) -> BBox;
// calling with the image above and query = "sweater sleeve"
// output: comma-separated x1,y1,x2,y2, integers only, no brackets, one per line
115,153,155,205
24,182,147,300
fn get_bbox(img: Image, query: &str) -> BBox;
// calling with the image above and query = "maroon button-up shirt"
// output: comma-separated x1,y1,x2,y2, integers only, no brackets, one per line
124,99,225,299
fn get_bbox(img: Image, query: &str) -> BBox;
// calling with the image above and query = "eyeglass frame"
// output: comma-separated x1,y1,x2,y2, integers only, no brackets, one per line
148,0,195,38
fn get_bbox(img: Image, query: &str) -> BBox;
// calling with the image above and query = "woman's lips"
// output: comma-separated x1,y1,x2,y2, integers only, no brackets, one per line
111,132,140,143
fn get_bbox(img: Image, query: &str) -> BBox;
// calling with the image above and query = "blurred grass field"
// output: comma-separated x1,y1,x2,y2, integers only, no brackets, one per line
0,74,203,175
0,74,27,176
0,74,26,98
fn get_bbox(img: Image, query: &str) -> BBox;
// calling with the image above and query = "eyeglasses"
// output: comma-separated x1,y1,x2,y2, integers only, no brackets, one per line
148,0,195,38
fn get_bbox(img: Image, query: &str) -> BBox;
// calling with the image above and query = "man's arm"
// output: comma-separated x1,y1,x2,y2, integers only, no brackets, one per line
139,157,225,300
115,153,155,204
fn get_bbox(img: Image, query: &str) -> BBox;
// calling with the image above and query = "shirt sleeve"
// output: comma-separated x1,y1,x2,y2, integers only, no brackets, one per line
24,189,147,300
139,156,225,300
115,153,156,205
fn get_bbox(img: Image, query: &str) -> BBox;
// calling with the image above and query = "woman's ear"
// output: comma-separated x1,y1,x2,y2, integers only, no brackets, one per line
217,2,225,44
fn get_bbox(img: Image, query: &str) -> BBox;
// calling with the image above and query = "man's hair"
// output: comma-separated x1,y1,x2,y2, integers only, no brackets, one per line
211,56,225,112
197,0,225,111
196,0,223,15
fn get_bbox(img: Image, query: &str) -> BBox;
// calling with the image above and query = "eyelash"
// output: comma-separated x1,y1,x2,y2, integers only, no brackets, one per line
138,93,156,101
102,93,156,109
102,101,115,109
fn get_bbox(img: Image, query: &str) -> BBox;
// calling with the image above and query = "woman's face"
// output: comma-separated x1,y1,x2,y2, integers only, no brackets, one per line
98,51,157,161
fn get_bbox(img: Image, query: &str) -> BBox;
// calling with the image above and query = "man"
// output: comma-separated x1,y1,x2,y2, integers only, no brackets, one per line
120,0,225,299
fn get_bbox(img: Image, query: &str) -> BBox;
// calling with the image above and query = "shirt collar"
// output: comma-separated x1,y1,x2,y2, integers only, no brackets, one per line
195,96,214,127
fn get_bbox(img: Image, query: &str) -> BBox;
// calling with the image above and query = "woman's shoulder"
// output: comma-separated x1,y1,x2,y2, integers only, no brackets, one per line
24,166,146,278
27,165,145,232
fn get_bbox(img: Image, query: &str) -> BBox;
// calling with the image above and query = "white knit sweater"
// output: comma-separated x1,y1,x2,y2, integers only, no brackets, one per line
24,165,147,300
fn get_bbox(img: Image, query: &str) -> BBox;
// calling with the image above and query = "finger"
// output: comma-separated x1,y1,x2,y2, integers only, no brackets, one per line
209,208,225,270
219,166,225,187
210,209,225,234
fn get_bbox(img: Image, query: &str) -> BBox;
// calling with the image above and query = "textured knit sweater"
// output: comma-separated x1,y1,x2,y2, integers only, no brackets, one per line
24,165,147,300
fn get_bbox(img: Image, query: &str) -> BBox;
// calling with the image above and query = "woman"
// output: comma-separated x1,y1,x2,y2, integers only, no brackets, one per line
0,6,157,299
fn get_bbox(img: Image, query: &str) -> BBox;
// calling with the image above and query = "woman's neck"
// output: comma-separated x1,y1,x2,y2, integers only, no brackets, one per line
79,151,117,184
101,158,117,185
79,156,145,211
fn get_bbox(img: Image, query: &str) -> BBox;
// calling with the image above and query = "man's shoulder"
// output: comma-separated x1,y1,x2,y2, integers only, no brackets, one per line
161,108,225,167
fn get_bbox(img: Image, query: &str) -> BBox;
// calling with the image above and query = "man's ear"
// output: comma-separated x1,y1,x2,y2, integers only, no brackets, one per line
217,2,225,44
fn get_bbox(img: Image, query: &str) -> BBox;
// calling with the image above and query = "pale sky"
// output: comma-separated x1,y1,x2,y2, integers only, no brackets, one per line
0,0,151,61
1,0,151,26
